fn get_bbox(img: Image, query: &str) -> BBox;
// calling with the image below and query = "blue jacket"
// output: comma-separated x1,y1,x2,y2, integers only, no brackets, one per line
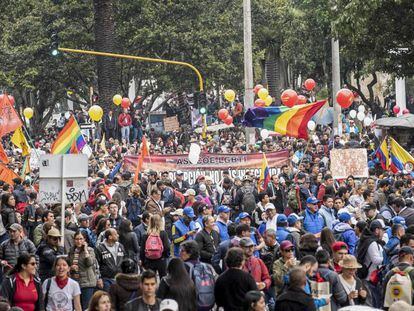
303,208,324,234
215,220,229,242
211,239,233,274
333,222,358,255
172,218,197,257
276,227,290,244
79,227,96,248
196,216,204,230
384,236,400,265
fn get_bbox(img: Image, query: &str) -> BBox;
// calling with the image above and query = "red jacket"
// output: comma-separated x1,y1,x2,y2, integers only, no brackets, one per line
243,256,272,290
118,113,132,127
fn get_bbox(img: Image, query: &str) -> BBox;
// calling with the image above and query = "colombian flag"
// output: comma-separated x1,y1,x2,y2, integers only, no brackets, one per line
375,138,389,170
258,153,270,192
243,100,326,139
390,137,414,177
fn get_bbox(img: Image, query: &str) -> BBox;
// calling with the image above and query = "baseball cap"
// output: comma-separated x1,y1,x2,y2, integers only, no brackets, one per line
338,212,351,222
183,207,195,218
239,237,255,247
398,246,414,257
176,170,184,176
280,240,294,251
160,299,179,311
287,213,303,226
238,212,252,220
218,205,231,213
306,197,319,204
331,241,348,252
264,203,276,211
171,209,183,217
9,223,23,232
277,214,288,224
78,213,90,222
184,189,196,196
370,219,386,231
392,216,407,228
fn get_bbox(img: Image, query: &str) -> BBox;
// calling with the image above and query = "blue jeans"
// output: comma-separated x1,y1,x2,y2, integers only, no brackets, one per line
81,287,95,310
121,126,130,143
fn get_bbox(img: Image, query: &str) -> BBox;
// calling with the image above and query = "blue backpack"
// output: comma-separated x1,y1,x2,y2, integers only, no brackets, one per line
186,262,216,311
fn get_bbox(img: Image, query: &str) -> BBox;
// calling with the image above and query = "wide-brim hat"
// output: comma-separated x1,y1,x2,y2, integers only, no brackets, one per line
339,255,362,269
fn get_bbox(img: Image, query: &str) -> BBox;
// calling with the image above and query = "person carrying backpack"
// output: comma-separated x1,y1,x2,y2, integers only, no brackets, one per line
383,246,414,309
235,176,257,216
333,211,358,255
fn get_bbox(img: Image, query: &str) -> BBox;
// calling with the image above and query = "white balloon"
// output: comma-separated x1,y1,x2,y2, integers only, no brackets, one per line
260,129,269,140
363,116,372,127
188,152,199,165
358,105,365,113
190,143,201,156
349,110,357,119
357,111,365,121
307,120,316,131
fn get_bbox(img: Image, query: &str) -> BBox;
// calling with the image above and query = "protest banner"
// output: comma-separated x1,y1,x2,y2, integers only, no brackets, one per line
330,148,369,179
163,116,180,132
124,150,289,184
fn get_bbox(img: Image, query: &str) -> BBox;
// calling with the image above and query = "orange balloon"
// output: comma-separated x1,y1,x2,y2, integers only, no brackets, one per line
218,109,229,120
304,79,316,91
253,84,263,94
297,95,307,105
223,115,233,125
336,89,354,108
281,89,298,108
254,99,266,107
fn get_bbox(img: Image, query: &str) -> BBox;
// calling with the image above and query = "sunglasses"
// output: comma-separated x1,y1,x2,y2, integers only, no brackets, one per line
338,252,348,255
283,248,294,252
51,237,60,241
27,262,37,266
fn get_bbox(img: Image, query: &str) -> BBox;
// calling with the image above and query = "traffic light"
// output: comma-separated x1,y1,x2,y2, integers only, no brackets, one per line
199,92,207,115
50,32,59,56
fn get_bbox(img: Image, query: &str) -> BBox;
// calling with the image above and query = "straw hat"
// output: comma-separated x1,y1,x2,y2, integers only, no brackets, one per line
339,255,362,269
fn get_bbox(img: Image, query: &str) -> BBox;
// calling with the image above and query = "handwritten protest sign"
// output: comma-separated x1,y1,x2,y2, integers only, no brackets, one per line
163,116,180,132
330,148,369,179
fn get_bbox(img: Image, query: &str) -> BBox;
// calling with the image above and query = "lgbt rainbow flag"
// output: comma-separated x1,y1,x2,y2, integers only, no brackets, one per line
51,115,86,154
243,100,326,139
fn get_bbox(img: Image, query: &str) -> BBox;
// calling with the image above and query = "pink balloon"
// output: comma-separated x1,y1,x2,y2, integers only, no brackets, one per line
393,106,400,114
403,108,410,115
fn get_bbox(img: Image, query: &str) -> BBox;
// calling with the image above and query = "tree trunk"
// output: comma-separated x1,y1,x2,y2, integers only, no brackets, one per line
265,46,279,99
93,0,119,111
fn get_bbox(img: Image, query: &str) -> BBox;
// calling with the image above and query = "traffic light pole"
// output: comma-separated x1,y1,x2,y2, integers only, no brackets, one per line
58,47,204,92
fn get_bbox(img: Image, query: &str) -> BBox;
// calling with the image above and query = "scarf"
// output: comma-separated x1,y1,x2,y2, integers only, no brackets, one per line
55,276,69,289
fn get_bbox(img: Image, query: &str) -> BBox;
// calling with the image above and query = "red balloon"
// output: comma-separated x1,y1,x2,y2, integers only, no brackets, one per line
8,96,15,106
121,97,130,108
223,115,233,125
336,89,354,108
403,108,410,115
218,109,229,120
393,106,400,114
253,84,263,94
254,99,266,107
304,79,316,91
297,95,307,105
281,89,298,108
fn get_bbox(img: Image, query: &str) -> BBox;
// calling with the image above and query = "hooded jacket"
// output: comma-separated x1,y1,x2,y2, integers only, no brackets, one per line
356,228,384,280
109,273,141,311
275,286,316,311
95,241,125,279
332,222,358,255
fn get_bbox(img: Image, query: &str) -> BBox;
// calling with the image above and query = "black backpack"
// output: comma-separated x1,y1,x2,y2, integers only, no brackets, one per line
241,186,256,214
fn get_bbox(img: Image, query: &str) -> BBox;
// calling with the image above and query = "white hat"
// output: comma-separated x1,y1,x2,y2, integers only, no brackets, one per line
160,299,179,311
170,209,183,217
264,203,276,211
199,184,207,192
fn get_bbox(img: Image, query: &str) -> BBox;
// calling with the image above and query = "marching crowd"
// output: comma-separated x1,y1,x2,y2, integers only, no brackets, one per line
0,105,413,311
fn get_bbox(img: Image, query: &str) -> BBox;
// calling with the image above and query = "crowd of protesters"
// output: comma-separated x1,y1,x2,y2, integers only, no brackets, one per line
0,98,412,311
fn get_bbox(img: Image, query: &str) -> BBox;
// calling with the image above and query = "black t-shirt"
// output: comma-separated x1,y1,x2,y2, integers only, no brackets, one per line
214,268,258,311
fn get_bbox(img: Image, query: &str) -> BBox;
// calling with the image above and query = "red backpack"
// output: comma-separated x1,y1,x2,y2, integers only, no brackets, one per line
145,234,164,260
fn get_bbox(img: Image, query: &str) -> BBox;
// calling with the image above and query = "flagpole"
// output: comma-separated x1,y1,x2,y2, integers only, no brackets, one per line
21,124,40,159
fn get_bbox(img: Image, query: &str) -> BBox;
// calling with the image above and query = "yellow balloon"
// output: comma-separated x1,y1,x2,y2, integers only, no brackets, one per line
23,107,34,120
224,90,236,102
89,105,103,121
258,88,269,100
113,94,122,106
264,95,273,106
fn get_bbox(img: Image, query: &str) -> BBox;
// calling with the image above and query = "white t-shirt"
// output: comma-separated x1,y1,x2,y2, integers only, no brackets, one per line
43,277,81,311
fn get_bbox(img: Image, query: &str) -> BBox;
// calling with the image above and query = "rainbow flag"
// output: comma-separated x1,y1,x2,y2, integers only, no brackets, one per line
390,137,414,176
51,116,86,154
243,100,326,139
375,138,390,170
258,153,270,191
